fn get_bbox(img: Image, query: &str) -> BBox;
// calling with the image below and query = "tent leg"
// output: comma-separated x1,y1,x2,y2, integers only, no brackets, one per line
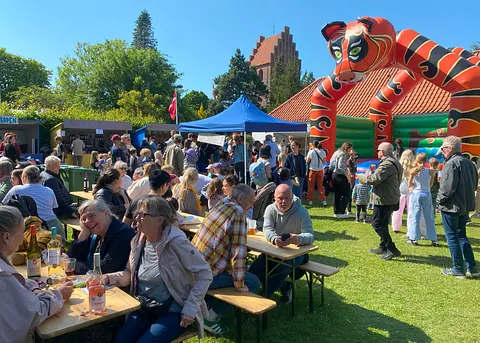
304,132,308,155
244,131,247,185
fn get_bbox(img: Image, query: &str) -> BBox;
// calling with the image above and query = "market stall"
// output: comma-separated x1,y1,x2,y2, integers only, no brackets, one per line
131,123,178,150
0,115,44,161
50,119,132,167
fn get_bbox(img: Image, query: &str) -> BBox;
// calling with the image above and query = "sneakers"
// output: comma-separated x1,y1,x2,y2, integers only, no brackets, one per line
380,249,401,260
467,270,479,278
363,220,367,224
370,247,387,255
431,240,439,247
279,281,292,304
442,268,466,279
346,211,353,216
308,201,313,206
204,317,229,335
322,200,327,207
406,239,418,245
334,214,349,219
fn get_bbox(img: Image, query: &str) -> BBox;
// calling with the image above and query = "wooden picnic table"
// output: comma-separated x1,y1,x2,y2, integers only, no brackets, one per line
246,232,318,260
15,264,141,340
177,211,202,235
70,191,94,201
61,217,82,232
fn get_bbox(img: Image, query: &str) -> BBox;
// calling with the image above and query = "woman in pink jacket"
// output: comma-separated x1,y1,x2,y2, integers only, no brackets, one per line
0,206,73,343
92,196,212,342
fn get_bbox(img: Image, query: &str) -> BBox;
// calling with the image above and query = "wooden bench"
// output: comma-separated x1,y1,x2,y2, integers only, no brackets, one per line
60,218,81,240
246,250,262,263
172,326,198,343
298,261,340,312
207,288,276,343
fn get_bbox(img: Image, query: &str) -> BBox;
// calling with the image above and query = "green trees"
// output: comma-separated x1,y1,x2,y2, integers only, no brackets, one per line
0,48,51,102
132,10,158,50
184,90,210,113
213,49,268,111
300,71,316,88
269,58,301,111
57,39,180,120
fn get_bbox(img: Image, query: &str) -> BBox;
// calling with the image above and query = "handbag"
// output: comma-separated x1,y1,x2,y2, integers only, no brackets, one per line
134,244,174,320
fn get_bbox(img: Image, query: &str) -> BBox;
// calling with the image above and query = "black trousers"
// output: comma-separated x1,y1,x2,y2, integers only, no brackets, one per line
234,161,246,184
371,204,399,252
356,205,367,221
333,173,350,214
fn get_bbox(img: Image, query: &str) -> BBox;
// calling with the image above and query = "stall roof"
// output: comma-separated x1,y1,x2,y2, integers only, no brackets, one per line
0,119,44,130
179,95,307,133
133,123,179,133
63,119,132,131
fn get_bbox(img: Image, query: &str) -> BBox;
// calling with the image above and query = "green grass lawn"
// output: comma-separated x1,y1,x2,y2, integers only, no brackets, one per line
195,198,480,343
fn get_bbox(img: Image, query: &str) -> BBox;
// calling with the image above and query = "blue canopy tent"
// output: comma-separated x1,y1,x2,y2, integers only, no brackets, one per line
179,95,307,182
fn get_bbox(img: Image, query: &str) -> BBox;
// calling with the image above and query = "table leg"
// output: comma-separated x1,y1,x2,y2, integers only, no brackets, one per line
321,275,325,307
307,271,314,312
235,307,242,343
291,261,296,318
257,316,261,343
262,255,269,329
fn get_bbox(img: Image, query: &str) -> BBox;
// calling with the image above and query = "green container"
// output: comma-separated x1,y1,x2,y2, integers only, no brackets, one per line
60,166,99,192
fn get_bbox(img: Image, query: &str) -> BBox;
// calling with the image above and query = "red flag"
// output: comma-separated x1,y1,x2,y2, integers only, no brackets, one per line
168,90,177,120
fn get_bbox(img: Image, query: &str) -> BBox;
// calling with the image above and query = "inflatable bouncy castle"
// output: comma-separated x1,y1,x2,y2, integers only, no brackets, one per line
310,16,480,159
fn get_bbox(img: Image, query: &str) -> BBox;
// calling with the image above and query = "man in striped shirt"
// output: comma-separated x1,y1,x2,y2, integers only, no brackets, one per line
192,184,259,334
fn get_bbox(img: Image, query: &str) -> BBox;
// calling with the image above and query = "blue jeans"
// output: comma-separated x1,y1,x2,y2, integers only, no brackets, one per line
441,212,477,274
292,177,305,199
207,270,260,315
409,191,436,241
249,254,308,297
115,311,186,343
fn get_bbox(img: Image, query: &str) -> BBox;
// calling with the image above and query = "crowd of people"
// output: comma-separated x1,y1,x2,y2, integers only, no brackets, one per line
0,129,479,342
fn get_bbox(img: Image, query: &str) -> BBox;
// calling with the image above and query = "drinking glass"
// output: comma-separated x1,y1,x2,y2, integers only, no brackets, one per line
61,258,76,280
247,219,257,235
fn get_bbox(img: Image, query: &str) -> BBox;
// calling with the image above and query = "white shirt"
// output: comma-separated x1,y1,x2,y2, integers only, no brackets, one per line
266,141,280,167
122,175,133,191
307,149,326,171
127,177,150,200
2,184,58,221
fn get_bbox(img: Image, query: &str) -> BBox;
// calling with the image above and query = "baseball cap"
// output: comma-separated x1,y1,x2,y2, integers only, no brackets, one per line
111,134,121,141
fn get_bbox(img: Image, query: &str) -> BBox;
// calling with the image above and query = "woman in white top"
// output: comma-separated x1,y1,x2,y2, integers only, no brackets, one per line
407,153,437,246
0,206,73,343
127,162,157,200
391,149,415,232
115,161,133,191
2,165,66,243
306,140,327,206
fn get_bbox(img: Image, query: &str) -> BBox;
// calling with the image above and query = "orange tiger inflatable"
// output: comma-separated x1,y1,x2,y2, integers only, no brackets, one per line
311,16,480,158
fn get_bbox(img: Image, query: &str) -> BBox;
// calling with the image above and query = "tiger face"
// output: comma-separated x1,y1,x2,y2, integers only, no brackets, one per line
322,17,396,84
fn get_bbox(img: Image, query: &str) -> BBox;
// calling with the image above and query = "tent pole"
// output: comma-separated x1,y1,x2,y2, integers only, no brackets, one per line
304,131,308,155
244,131,247,185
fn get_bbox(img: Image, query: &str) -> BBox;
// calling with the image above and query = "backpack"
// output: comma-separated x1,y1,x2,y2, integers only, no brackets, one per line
249,161,268,187
6,195,40,219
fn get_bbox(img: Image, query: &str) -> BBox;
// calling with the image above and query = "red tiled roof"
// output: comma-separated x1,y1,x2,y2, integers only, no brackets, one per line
250,34,281,66
269,67,453,121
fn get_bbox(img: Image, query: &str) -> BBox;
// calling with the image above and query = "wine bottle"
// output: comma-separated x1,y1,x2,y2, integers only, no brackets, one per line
47,227,63,277
26,225,41,278
83,173,89,192
89,253,106,313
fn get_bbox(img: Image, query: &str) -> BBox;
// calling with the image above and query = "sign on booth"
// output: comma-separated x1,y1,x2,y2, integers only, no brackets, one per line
0,116,19,125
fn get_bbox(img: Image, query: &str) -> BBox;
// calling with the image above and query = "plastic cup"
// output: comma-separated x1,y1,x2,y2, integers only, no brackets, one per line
247,219,257,235
50,274,66,288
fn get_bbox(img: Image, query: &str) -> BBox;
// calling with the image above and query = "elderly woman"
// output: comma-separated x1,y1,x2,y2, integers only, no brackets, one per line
0,206,73,343
173,167,201,215
68,199,134,274
115,161,133,191
1,165,65,242
93,169,131,219
128,162,158,199
96,197,212,342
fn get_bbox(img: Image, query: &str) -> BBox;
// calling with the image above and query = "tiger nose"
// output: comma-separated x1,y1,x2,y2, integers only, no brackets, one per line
336,71,356,83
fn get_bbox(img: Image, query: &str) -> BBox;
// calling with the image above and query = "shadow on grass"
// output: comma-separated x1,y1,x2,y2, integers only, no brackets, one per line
309,254,349,268
397,254,453,268
311,215,356,222
314,230,358,242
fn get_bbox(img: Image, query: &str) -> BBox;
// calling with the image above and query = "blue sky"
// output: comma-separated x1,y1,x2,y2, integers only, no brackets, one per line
1,0,479,97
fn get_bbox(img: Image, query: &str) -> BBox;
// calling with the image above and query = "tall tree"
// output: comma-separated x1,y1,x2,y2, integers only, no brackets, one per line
132,10,158,50
300,70,316,88
10,85,66,109
0,48,51,102
268,58,301,111
183,90,210,112
214,49,268,109
472,41,480,51
57,39,180,114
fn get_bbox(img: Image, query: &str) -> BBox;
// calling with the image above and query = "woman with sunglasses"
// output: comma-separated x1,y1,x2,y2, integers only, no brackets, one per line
94,197,212,342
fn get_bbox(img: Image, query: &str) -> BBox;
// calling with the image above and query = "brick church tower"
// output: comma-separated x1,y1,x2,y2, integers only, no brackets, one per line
249,26,301,101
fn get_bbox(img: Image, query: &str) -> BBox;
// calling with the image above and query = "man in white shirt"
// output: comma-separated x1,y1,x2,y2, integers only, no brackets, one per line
305,140,327,206
70,134,85,166
166,130,176,146
265,134,280,168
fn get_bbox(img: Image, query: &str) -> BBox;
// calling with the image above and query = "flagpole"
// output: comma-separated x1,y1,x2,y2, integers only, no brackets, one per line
175,90,179,127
